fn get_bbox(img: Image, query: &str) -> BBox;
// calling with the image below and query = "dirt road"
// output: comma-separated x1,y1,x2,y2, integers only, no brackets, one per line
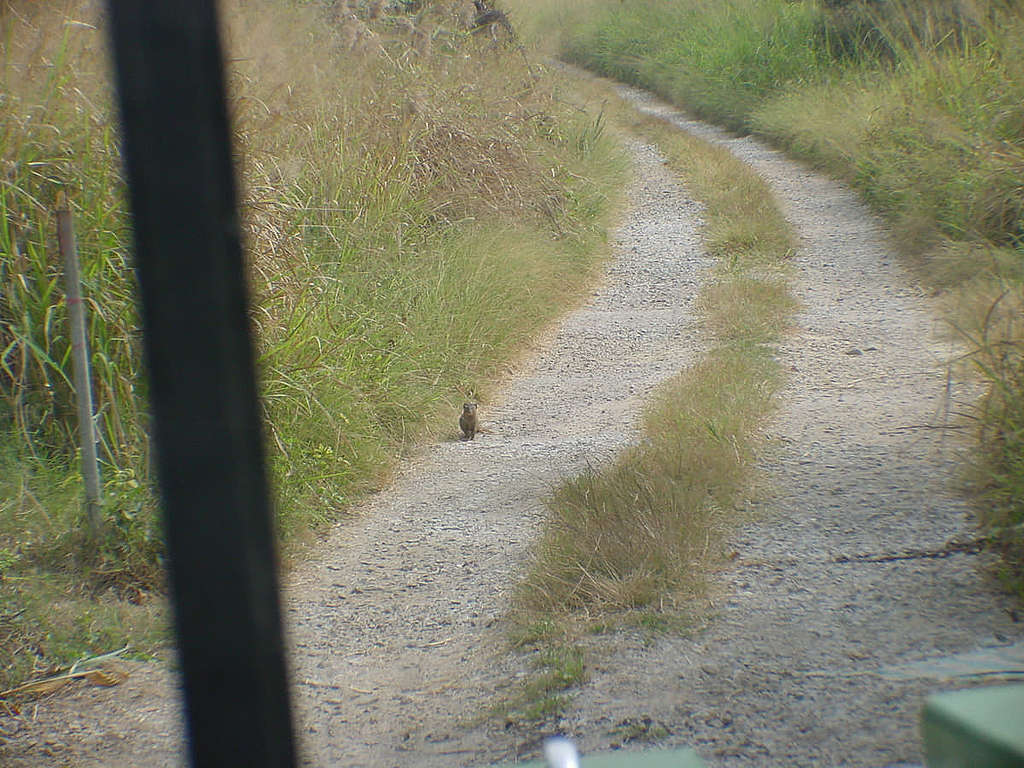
2,86,1021,768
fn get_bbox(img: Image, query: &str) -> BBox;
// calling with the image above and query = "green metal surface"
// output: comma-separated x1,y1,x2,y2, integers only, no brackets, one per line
922,684,1024,768
496,747,706,768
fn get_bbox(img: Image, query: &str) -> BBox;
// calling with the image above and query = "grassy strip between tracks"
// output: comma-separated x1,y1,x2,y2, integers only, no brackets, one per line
498,81,797,727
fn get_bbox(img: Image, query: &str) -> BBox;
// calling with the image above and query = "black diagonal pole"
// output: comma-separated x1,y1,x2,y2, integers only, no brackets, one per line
103,2,296,766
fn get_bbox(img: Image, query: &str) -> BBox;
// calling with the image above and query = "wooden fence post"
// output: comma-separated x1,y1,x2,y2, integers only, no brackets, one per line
56,191,103,539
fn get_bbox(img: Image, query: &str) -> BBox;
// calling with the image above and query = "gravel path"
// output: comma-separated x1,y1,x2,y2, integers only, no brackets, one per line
2,86,1021,768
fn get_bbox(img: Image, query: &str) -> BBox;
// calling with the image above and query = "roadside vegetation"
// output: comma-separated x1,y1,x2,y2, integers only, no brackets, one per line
528,0,1024,595
0,0,624,691
499,81,797,724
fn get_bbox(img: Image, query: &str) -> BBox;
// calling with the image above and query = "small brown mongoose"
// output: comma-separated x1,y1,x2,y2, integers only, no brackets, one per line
459,402,478,440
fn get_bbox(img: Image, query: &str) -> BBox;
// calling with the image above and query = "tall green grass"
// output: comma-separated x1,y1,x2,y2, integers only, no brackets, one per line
0,0,625,689
755,6,1024,254
0,8,148,485
542,0,1024,594
558,0,826,131
227,2,625,535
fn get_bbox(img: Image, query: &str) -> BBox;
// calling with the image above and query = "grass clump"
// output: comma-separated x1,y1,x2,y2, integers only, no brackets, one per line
555,0,827,132
493,640,587,725
519,645,586,721
0,441,168,690
519,347,780,614
500,91,795,726
0,0,625,689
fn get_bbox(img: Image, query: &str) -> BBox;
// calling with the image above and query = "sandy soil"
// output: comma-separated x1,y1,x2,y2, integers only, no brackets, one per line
2,86,1021,768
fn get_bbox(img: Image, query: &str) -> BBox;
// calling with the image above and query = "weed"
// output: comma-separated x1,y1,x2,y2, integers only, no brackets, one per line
956,289,1024,595
498,643,586,725
610,715,670,745
533,646,586,689
509,616,561,648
